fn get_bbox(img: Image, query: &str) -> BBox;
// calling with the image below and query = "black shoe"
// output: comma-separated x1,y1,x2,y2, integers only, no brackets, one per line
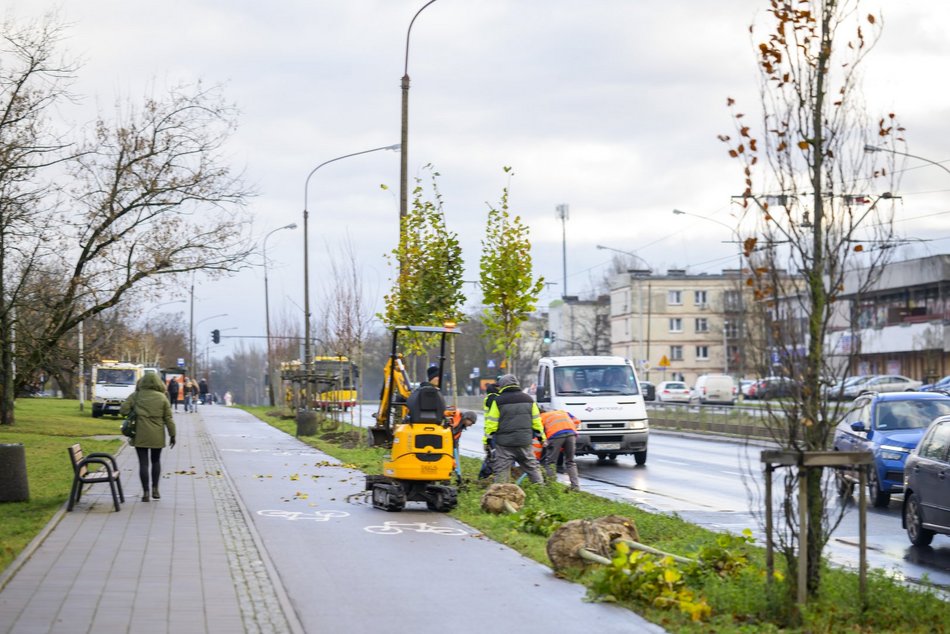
142,492,150,502
152,487,161,500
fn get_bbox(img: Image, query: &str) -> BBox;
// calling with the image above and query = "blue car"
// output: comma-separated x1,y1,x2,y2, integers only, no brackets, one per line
919,375,950,392
833,391,950,507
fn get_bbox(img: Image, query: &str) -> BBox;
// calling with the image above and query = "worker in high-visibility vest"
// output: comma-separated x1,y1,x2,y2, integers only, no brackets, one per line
539,405,580,491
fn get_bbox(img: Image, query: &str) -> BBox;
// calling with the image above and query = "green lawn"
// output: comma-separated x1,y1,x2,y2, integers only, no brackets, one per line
0,399,123,573
242,405,950,633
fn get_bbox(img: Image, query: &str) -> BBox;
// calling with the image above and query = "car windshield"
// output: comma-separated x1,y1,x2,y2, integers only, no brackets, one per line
875,399,950,431
665,382,686,389
554,365,639,396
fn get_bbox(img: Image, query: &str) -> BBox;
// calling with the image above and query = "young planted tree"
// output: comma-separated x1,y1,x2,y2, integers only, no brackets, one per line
480,167,545,372
382,165,465,379
720,0,902,604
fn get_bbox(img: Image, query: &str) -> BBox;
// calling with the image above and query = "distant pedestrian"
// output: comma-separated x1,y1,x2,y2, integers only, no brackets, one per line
167,376,180,411
224,391,233,406
539,405,580,491
484,374,545,484
120,372,176,502
183,379,198,412
199,377,209,404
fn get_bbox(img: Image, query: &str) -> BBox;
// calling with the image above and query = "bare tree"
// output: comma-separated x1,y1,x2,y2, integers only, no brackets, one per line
720,0,901,605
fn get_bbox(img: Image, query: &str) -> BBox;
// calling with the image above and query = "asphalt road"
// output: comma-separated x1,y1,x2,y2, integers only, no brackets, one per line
346,403,950,590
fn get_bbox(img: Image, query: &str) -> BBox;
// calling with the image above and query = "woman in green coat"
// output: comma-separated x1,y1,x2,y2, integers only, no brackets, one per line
120,372,176,501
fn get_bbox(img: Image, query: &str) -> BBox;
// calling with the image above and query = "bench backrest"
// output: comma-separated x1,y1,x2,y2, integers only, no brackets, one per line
68,444,87,477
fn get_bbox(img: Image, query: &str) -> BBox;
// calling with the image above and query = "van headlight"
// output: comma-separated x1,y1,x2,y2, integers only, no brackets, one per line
629,420,647,430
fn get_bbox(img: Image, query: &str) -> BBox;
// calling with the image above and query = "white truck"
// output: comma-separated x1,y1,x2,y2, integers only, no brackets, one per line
91,361,144,418
534,356,650,465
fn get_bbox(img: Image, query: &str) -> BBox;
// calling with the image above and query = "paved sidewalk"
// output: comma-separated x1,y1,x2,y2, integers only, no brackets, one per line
0,405,663,634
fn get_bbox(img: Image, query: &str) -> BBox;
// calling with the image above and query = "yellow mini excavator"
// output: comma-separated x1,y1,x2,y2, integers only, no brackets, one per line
366,325,461,512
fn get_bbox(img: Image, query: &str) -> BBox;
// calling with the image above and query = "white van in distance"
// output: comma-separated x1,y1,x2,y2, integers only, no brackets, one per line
693,373,738,405
534,356,649,465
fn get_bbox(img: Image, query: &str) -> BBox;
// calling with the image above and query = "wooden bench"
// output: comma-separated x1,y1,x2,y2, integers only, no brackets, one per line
67,444,124,512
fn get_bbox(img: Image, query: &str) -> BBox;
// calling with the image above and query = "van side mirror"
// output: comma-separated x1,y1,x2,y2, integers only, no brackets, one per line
536,385,548,402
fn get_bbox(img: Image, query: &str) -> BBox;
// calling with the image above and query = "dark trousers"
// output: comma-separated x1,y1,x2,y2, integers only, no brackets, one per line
136,447,163,490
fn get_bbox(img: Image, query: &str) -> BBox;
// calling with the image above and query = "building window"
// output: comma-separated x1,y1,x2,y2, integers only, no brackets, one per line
724,319,740,339
668,290,682,305
723,290,742,312
696,346,709,360
695,318,708,333
669,318,683,333
695,290,707,306
670,345,683,361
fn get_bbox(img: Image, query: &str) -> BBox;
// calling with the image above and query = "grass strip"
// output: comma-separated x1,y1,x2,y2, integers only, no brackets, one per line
0,399,123,572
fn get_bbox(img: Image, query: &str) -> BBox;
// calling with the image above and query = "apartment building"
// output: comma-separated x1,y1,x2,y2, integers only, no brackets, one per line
607,268,754,385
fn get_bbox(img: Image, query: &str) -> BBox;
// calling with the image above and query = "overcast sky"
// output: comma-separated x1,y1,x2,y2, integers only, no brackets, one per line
9,1,950,359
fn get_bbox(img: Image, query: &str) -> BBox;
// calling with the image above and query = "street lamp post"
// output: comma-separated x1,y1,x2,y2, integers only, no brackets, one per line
864,144,950,178
302,144,400,411
596,244,651,372
672,209,743,377
400,0,440,225
263,223,298,407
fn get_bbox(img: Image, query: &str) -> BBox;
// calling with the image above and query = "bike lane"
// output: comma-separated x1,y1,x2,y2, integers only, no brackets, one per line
201,405,664,633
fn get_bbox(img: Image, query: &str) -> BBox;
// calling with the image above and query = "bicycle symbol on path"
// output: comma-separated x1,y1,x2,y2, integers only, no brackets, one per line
257,509,350,522
363,521,468,536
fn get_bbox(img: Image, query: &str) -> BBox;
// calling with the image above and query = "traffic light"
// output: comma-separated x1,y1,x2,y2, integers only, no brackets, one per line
543,329,552,344
211,329,220,344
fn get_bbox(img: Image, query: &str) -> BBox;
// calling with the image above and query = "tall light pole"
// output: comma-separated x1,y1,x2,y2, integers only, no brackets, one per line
400,0,440,225
263,223,297,407
556,204,569,297
302,144,400,411
597,244,651,371
672,209,743,377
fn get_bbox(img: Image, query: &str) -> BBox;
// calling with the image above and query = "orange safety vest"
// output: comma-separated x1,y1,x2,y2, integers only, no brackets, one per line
541,410,578,439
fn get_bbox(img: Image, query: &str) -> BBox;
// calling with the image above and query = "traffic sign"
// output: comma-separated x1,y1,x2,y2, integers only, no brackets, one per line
487,359,496,369
658,355,670,368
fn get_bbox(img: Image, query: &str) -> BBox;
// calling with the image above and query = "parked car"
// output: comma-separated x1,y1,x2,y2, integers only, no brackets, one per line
748,376,799,400
824,375,873,401
739,379,755,398
833,391,950,507
919,375,950,393
852,374,922,397
902,415,950,546
693,374,737,405
639,381,656,401
656,381,691,403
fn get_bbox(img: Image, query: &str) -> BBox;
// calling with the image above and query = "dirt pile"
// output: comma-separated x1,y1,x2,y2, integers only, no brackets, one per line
546,515,639,571
480,483,525,514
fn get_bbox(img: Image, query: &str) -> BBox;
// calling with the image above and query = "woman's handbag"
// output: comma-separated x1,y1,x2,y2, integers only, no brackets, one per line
121,409,137,439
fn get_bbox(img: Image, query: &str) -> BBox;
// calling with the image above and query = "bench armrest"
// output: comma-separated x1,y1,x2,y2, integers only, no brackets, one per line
76,456,118,478
84,452,119,471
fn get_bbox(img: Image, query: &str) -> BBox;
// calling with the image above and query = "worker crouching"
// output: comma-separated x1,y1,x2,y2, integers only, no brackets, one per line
539,406,580,491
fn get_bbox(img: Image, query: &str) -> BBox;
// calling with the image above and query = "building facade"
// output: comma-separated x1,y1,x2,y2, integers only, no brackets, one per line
607,268,755,386
838,254,950,383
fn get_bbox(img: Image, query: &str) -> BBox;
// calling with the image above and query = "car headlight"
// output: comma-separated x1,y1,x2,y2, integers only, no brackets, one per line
879,445,910,461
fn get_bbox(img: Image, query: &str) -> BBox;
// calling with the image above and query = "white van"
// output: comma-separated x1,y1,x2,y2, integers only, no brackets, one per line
693,373,737,405
535,356,649,465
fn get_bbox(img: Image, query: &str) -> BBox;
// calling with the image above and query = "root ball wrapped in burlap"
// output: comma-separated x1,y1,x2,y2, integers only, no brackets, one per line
480,483,525,514
546,515,639,571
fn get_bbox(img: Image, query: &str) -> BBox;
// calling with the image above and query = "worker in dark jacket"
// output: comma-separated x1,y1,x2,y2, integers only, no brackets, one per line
484,374,544,484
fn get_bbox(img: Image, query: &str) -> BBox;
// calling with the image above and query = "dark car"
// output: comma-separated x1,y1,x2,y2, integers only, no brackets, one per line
833,391,950,507
903,415,950,545
639,381,656,402
749,376,799,400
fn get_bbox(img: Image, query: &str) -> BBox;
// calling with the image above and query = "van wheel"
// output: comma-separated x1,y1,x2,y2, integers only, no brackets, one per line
634,450,647,466
608,454,618,461
595,453,607,461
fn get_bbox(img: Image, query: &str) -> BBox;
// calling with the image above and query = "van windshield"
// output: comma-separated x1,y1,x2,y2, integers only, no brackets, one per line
554,365,639,396
96,369,137,385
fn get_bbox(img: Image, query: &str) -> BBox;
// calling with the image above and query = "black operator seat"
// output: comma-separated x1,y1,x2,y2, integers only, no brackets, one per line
406,384,445,424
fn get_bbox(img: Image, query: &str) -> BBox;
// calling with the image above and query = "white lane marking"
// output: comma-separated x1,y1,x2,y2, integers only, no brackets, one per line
257,509,350,521
364,521,468,536
654,459,690,466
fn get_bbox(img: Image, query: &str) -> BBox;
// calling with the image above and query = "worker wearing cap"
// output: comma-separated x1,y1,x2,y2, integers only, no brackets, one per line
539,405,580,490
484,373,544,484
